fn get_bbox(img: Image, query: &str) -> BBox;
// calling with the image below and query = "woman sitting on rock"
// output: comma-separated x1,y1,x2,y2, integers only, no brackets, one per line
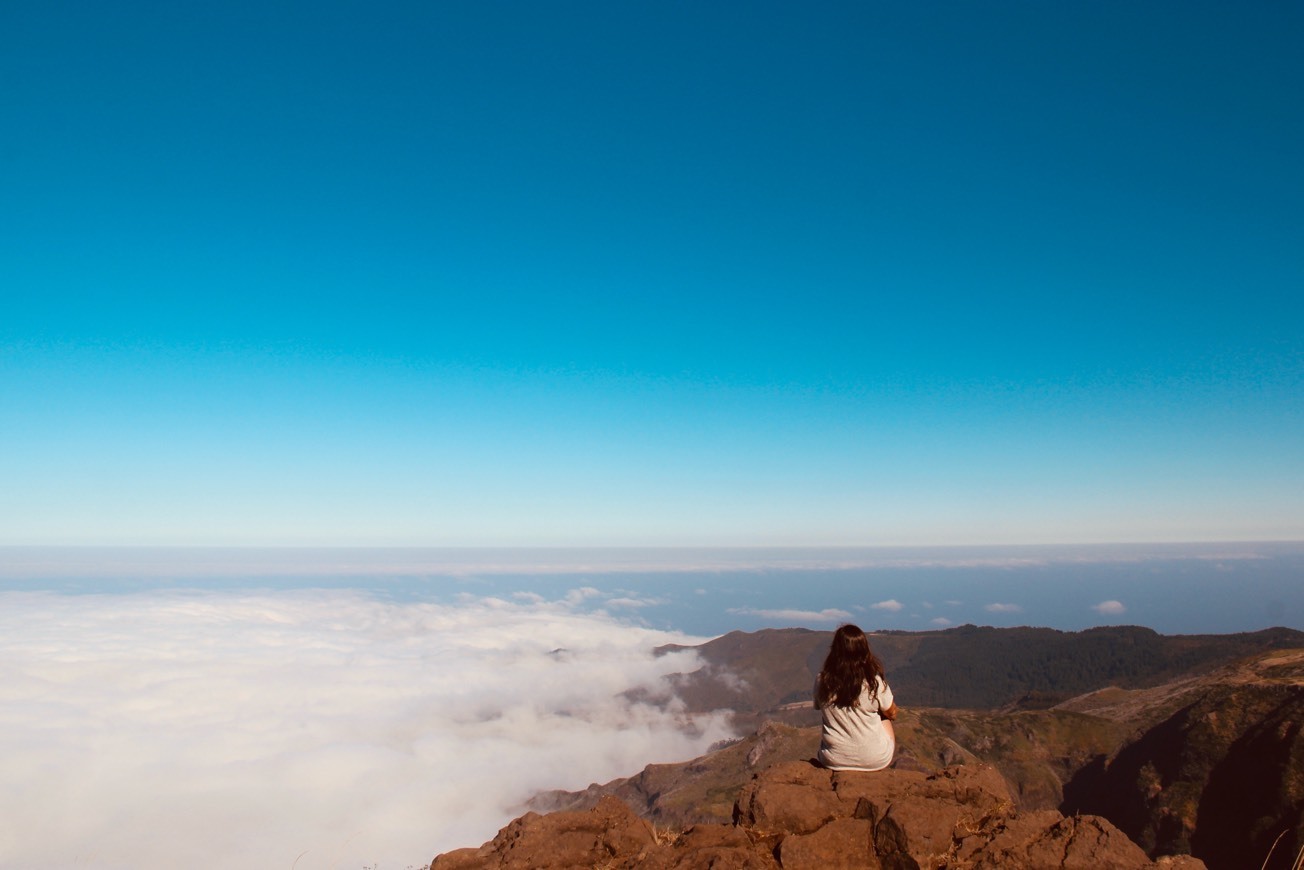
814,623,898,771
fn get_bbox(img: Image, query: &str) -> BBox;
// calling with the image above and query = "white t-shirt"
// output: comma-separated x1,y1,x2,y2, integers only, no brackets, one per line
816,675,896,771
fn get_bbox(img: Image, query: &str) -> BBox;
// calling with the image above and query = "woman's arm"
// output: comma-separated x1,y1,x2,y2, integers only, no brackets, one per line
880,702,898,744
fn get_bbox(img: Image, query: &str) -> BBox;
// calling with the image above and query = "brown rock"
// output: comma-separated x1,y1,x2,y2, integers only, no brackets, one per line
955,811,1158,868
529,720,822,827
874,810,921,870
425,847,483,870
777,817,878,869
638,824,777,870
830,765,1010,867
429,795,659,869
733,761,840,835
430,758,1202,870
1154,856,1209,870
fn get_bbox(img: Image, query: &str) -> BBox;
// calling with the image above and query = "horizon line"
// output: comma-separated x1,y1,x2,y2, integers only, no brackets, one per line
4,538,1302,550
2,540,1301,580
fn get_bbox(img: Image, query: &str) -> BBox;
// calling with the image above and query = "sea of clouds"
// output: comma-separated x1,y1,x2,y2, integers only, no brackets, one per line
0,587,734,869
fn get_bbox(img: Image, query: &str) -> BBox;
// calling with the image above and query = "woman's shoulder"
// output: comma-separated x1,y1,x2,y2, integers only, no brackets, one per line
862,674,892,703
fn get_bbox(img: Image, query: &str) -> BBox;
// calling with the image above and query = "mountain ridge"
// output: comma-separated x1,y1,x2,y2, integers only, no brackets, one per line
656,624,1304,730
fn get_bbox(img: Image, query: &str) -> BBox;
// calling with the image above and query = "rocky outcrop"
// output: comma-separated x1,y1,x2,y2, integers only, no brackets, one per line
429,795,671,869
431,761,1204,869
530,706,1125,829
529,709,1131,834
528,720,822,825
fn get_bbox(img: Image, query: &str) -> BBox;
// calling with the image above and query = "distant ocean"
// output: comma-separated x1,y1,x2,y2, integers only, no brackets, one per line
4,541,1301,636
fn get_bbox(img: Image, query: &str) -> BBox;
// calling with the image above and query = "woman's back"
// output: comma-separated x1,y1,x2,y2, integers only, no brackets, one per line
816,674,895,771
813,624,898,771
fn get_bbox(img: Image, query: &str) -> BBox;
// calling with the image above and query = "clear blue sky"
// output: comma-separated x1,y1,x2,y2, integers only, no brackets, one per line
3,1,1301,546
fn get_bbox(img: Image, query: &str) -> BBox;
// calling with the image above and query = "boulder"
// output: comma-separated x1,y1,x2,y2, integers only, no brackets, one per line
952,810,1155,868
776,817,878,869
430,795,659,869
732,761,839,835
638,824,777,870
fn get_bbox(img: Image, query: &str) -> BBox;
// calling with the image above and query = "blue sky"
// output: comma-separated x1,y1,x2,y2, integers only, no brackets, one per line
3,1,1301,546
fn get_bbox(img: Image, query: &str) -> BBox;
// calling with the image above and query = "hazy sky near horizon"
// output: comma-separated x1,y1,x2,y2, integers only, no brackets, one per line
4,2,1302,546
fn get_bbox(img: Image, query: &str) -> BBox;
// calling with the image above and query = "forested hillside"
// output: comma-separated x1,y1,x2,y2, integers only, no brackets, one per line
660,624,1304,718
887,624,1304,707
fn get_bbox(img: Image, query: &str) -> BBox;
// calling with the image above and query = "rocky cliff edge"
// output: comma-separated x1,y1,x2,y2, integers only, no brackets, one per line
430,761,1206,869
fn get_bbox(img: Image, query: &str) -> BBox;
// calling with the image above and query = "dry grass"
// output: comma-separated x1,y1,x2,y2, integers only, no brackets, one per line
1258,827,1304,870
650,821,684,848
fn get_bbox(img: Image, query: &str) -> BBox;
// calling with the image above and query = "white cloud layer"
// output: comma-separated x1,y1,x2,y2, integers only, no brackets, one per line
871,599,904,612
1092,599,1127,615
0,589,732,869
984,602,1023,613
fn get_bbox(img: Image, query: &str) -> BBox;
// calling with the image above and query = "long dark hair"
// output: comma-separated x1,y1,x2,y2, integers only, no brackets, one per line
815,624,886,709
